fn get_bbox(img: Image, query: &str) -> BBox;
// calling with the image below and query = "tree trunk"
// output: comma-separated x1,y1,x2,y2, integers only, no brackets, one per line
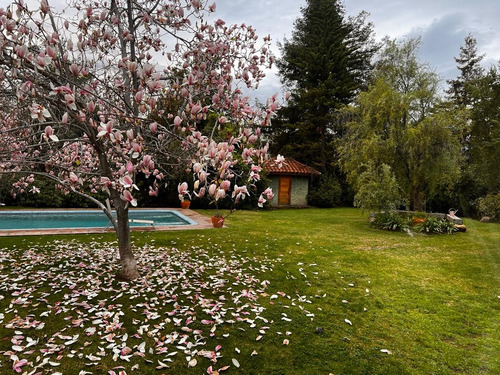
115,203,140,280
411,190,426,212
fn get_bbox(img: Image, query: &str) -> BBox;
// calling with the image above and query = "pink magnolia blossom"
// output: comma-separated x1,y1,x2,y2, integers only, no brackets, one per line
178,182,188,195
30,104,51,122
40,0,50,13
178,182,189,201
208,184,217,197
193,162,202,173
126,161,134,173
216,188,226,200
148,185,158,196
149,122,158,134
220,180,231,191
119,175,136,189
263,187,274,200
257,194,266,208
69,172,79,184
195,187,206,198
275,154,285,168
121,190,137,207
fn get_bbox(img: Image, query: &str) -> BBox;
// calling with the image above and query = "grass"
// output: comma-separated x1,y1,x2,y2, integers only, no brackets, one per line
1,207,499,374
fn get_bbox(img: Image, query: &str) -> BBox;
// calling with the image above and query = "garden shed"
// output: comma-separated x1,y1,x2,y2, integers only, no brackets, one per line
264,158,320,207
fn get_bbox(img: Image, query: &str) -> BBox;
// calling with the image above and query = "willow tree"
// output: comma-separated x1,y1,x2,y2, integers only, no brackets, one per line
339,38,466,211
0,0,279,279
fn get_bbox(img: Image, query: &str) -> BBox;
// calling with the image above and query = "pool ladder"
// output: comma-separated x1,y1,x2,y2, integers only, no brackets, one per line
129,219,156,230
104,219,156,230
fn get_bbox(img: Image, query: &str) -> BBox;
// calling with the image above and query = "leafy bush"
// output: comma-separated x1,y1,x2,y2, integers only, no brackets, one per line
415,216,457,234
371,211,412,232
308,174,342,208
439,219,460,234
477,192,500,221
372,211,458,234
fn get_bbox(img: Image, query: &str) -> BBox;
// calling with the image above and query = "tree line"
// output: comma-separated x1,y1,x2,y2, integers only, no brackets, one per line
269,0,500,219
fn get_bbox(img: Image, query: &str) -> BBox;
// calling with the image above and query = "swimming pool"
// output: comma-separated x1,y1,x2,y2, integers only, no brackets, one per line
0,209,196,230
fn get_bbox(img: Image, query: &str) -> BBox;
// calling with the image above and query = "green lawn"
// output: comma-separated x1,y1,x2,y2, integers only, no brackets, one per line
1,208,499,374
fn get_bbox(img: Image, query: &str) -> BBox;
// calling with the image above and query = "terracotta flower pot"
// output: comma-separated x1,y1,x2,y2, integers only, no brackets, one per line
412,217,426,225
181,200,191,209
211,216,224,228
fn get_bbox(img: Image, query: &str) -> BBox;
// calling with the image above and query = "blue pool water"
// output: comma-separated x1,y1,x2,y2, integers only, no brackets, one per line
0,209,195,230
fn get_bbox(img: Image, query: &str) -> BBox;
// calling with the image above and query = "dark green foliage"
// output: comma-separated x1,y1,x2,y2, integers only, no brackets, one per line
446,34,484,107
370,211,411,232
468,63,500,194
371,211,458,234
477,192,500,222
415,216,458,235
307,174,342,207
442,35,500,218
353,163,407,211
271,0,377,176
0,175,106,208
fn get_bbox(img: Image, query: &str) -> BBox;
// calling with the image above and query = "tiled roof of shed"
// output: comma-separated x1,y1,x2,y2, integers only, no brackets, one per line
264,158,321,176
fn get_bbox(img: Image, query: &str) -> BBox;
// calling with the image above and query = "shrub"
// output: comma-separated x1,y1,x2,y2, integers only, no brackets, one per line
308,174,342,208
477,192,500,221
371,211,412,232
415,216,457,234
439,219,459,234
372,211,458,234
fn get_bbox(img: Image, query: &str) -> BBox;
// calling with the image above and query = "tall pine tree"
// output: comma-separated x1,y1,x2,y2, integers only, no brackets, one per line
446,34,484,107
469,63,500,193
270,0,377,178
444,34,487,215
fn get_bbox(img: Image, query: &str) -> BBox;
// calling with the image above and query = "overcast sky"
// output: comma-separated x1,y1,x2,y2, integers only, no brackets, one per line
2,0,499,102
214,0,500,101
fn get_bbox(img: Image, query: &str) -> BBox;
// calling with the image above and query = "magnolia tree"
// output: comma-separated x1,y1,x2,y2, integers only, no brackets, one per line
0,0,281,279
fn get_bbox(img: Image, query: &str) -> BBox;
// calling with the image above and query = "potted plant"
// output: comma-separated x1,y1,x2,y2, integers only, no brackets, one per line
411,212,427,225
211,213,225,228
178,182,191,209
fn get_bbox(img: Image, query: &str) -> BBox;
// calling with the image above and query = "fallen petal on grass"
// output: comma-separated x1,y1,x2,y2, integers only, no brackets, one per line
232,358,240,368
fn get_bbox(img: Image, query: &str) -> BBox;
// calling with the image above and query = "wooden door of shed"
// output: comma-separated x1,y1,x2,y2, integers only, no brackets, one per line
278,176,291,205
